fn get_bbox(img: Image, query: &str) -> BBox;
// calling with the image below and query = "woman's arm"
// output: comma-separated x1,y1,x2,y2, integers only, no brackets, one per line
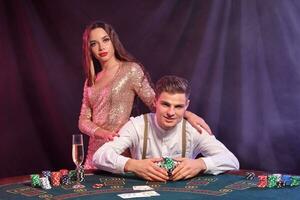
78,81,100,137
130,63,156,111
130,63,212,134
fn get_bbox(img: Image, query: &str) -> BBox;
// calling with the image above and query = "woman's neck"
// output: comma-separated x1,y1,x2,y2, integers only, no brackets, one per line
100,57,120,71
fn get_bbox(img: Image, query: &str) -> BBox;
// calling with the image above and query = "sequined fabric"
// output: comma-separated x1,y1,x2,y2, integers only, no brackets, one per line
78,62,155,169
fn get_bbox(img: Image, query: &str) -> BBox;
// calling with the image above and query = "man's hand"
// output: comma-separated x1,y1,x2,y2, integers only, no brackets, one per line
124,158,169,182
94,128,119,141
184,111,212,135
171,158,207,181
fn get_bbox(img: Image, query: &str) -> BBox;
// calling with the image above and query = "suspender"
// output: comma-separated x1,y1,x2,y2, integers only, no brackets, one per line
142,114,186,159
142,114,148,159
182,119,186,158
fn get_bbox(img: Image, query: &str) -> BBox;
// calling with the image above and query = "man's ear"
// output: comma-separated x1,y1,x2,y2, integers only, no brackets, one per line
185,99,190,110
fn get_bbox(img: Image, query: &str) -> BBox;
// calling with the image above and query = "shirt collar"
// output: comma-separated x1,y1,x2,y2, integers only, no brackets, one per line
153,114,182,136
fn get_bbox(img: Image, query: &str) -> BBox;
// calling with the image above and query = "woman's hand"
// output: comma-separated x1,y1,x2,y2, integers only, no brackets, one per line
94,128,119,141
184,111,212,134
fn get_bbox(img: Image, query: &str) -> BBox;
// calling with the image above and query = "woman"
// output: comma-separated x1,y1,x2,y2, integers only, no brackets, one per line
78,21,211,169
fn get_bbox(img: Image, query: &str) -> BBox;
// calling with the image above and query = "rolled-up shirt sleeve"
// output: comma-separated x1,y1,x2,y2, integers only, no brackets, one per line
192,127,240,175
93,120,138,174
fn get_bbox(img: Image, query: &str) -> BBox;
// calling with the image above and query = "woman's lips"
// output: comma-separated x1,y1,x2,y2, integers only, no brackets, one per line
99,52,108,57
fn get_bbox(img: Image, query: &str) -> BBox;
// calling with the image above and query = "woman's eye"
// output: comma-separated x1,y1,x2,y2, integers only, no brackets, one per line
90,42,96,47
103,38,110,42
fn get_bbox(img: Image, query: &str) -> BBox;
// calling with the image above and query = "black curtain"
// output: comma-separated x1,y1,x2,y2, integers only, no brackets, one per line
1,0,299,178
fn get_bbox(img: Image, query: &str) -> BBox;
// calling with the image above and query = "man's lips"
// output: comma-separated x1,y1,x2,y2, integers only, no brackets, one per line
99,52,108,57
164,116,175,122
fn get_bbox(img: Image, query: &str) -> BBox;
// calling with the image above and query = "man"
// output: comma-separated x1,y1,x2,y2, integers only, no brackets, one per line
93,75,239,181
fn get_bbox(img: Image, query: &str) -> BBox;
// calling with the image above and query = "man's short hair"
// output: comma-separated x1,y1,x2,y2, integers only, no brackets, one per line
155,75,191,99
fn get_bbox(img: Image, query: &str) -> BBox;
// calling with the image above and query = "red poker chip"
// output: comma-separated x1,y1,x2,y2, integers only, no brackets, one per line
92,183,104,189
59,169,69,176
72,184,86,189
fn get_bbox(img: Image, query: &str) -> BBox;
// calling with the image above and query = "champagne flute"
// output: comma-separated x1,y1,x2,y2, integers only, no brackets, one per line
72,134,84,186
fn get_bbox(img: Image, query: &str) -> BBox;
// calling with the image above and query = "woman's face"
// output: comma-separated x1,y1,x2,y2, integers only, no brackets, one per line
89,28,115,63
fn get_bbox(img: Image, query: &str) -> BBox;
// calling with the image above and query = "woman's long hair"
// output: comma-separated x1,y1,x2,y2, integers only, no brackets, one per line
82,21,150,87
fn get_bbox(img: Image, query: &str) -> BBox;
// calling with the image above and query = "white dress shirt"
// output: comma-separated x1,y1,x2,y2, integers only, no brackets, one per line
93,113,239,175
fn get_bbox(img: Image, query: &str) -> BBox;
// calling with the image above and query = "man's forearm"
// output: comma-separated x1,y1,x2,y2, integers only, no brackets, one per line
93,144,130,174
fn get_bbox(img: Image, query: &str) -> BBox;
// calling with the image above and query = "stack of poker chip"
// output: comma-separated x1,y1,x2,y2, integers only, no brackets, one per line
257,175,268,188
60,169,69,176
77,166,85,182
245,172,255,180
69,170,77,182
267,174,277,188
30,168,85,190
40,177,51,189
282,175,292,186
51,171,62,187
30,174,41,187
157,157,179,177
291,176,300,186
257,173,300,188
42,170,52,180
60,169,71,185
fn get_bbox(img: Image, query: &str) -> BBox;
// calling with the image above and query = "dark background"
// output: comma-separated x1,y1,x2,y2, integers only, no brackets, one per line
1,0,300,178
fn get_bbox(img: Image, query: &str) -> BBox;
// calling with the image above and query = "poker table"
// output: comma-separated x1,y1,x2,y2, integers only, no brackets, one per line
0,170,299,200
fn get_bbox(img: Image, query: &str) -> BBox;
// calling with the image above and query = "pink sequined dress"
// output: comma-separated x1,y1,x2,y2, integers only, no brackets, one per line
78,62,155,169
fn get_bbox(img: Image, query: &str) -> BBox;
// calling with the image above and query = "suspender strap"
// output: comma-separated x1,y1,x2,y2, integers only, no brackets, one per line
142,114,148,159
182,119,186,158
142,114,186,159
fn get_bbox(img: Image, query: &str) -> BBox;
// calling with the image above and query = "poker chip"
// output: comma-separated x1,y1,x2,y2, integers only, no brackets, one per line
51,171,61,187
267,175,277,188
257,174,300,189
276,180,284,188
40,177,52,190
291,176,300,186
245,172,255,180
92,183,104,189
157,157,179,177
30,174,41,187
282,175,292,186
60,169,69,176
72,184,86,189
61,175,71,185
78,169,85,182
257,175,267,188
69,170,77,182
42,170,51,179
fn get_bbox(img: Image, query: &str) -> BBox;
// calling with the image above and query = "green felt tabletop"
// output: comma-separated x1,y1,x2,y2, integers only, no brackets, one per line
0,171,299,200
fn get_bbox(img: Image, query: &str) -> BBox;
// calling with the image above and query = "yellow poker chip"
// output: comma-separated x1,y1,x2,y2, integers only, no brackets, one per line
93,183,104,189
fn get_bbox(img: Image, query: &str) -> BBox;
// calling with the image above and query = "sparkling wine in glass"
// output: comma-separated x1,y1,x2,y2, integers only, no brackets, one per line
72,134,84,186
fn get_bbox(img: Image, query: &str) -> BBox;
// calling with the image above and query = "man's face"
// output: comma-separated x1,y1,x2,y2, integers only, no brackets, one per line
155,92,189,130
